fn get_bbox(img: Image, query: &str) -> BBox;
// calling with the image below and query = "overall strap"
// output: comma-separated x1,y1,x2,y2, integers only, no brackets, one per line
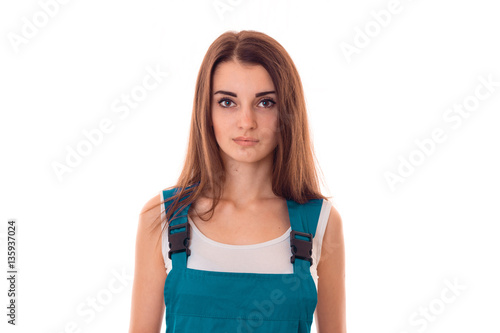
286,198,323,273
163,186,195,270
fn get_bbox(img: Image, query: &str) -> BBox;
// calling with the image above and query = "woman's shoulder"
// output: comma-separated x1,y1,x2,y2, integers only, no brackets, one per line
141,191,163,215
137,192,164,235
134,192,165,270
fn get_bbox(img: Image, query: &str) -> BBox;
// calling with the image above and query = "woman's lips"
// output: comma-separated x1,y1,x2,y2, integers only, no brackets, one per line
233,139,258,146
234,136,258,142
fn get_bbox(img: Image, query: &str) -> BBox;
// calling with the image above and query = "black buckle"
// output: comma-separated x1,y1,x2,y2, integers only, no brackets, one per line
290,230,313,266
168,222,191,259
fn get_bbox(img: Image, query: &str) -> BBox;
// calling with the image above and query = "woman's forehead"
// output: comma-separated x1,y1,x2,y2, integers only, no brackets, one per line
212,61,275,93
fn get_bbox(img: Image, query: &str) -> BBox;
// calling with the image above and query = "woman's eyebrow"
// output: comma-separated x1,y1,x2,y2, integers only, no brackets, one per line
213,90,276,97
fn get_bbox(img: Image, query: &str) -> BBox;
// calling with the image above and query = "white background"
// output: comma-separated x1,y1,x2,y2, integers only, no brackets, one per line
1,0,499,332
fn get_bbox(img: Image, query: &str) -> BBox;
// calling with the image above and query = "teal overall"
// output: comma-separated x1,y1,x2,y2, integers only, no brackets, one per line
162,188,323,332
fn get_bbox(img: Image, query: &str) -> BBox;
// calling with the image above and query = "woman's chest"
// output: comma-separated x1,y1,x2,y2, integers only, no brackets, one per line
188,198,291,245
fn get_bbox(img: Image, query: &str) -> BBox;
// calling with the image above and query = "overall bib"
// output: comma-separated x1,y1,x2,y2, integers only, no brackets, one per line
162,188,323,333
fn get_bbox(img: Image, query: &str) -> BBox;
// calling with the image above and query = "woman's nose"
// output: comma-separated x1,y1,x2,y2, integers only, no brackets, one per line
238,104,257,129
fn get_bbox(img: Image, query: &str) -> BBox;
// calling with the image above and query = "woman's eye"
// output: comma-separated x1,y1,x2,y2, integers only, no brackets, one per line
218,98,235,108
258,98,276,108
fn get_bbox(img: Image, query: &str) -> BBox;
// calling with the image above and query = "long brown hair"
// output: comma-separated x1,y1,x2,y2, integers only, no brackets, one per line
146,29,331,248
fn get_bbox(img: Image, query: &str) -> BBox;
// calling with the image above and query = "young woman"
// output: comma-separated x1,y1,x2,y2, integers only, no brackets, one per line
129,30,346,333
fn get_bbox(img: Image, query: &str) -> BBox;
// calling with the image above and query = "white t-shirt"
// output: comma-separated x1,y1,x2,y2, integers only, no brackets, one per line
160,191,332,291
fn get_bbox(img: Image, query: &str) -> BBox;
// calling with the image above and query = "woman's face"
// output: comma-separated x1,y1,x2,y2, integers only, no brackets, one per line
211,60,279,167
